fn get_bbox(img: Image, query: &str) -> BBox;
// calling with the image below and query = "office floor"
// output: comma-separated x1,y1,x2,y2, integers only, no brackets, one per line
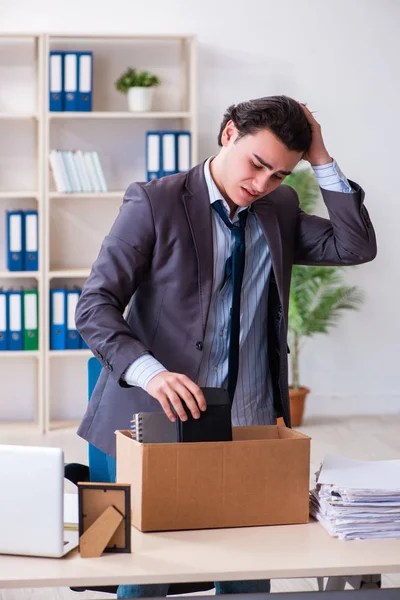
1,414,400,599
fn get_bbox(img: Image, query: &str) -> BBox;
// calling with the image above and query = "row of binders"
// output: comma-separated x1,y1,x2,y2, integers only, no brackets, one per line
0,290,38,351
49,51,93,112
310,454,400,540
146,131,191,181
49,149,107,193
50,288,88,350
6,210,38,272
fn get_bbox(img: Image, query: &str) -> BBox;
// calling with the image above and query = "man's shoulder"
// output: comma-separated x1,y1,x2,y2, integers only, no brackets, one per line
139,171,188,197
134,161,205,202
270,183,298,206
255,183,299,213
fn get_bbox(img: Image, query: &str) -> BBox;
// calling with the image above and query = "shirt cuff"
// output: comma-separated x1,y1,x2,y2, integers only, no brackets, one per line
123,353,167,390
312,159,354,193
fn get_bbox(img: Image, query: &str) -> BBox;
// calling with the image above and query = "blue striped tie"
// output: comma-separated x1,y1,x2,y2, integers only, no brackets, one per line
212,201,248,403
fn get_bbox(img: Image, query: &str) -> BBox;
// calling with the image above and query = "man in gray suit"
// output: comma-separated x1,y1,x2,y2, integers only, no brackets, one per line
76,96,376,598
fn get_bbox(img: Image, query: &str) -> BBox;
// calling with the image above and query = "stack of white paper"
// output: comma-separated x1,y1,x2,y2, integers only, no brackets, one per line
310,454,400,540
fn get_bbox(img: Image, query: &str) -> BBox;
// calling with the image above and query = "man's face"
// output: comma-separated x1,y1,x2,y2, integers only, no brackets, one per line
217,121,304,208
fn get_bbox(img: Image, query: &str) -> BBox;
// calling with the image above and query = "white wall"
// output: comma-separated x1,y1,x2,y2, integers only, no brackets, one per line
1,0,399,418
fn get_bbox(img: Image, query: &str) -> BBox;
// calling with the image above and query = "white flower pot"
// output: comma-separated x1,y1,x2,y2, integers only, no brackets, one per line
127,87,154,112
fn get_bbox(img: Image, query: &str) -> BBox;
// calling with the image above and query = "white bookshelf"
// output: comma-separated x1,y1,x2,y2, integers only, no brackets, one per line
0,33,197,432
0,34,45,431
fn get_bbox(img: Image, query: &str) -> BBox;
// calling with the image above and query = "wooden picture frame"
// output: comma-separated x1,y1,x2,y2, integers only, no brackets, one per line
78,482,131,558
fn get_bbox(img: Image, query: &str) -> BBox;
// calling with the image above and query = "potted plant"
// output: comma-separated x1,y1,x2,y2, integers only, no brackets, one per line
115,68,160,112
284,166,364,426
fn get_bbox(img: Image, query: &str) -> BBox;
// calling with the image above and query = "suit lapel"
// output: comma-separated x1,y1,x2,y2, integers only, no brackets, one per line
252,196,284,308
182,163,214,335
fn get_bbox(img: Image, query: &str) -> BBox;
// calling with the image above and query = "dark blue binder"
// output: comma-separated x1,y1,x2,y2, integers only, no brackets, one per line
66,289,80,349
0,290,8,351
77,52,93,111
146,131,162,180
8,291,23,351
7,210,24,272
23,210,38,271
50,289,67,350
63,52,78,111
80,336,89,349
49,51,64,111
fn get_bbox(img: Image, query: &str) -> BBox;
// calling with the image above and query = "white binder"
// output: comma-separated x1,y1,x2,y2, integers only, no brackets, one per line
177,132,191,173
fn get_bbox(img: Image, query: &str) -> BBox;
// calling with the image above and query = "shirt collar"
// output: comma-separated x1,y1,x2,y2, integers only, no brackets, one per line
203,156,247,223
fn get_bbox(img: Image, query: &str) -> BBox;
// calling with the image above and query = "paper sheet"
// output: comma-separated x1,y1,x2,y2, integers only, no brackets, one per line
318,454,400,491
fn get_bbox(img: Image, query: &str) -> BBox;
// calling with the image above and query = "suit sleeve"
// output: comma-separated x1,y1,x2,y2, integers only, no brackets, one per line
294,180,377,266
75,183,155,383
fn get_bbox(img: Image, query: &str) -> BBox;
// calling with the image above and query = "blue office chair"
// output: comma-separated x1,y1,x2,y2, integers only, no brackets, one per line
87,356,116,482
64,357,115,486
65,357,213,596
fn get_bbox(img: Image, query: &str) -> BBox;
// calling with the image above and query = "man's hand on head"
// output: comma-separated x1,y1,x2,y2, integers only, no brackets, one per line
300,103,332,167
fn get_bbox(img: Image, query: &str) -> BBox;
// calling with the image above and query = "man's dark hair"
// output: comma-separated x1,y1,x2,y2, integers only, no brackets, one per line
217,95,312,153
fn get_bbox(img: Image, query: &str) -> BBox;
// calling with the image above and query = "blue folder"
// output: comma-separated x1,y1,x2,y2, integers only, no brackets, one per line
23,210,38,271
49,51,64,111
8,291,23,351
177,131,191,173
66,289,80,350
161,132,178,177
50,289,67,350
7,210,24,271
77,52,93,111
0,290,8,351
146,131,162,180
63,52,78,111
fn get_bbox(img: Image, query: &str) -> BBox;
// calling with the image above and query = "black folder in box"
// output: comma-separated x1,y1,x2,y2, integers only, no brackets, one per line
130,387,232,443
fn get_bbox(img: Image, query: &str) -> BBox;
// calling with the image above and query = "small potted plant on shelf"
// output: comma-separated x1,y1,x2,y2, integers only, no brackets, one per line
114,67,160,112
284,166,365,426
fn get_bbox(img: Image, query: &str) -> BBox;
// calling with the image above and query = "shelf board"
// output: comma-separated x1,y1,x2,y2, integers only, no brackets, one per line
0,270,40,279
48,350,93,358
50,33,194,41
0,351,40,358
0,113,39,120
48,419,81,430
48,111,191,120
0,191,39,199
49,190,124,200
0,420,40,432
49,268,90,279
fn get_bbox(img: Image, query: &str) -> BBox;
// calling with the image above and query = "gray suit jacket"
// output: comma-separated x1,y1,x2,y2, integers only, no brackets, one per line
76,162,376,457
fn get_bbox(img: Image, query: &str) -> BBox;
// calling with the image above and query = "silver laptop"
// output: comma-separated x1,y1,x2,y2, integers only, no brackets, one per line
0,444,79,557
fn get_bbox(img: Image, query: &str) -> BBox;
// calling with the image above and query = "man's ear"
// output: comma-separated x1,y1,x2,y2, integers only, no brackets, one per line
221,120,237,147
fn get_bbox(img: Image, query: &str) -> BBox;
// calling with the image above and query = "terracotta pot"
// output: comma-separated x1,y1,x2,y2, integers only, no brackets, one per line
288,386,310,427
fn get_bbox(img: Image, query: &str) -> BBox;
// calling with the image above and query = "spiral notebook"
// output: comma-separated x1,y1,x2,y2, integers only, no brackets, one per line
130,388,232,443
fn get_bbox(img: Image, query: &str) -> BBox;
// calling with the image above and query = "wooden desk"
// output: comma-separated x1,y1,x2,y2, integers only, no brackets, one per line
1,520,400,589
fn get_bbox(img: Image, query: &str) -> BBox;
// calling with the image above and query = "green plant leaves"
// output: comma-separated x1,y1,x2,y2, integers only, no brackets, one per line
285,165,364,387
114,68,160,93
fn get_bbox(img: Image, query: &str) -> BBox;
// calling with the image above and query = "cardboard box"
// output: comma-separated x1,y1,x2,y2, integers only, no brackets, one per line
116,425,310,532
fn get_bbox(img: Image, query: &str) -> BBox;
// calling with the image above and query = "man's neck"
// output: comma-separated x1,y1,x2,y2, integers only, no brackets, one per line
209,156,237,220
